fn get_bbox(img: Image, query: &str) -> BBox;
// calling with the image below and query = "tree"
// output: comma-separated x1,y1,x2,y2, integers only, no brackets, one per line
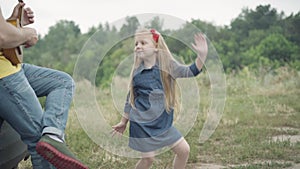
120,16,140,37
145,16,164,32
230,5,281,41
282,12,300,45
256,34,297,63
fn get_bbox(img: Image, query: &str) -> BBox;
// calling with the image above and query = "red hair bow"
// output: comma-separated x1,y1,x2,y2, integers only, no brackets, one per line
150,29,159,43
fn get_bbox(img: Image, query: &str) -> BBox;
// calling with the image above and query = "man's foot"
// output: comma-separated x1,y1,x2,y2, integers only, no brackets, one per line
36,135,88,169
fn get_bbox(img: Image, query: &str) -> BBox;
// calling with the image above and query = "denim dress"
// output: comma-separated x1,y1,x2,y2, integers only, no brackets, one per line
124,60,201,152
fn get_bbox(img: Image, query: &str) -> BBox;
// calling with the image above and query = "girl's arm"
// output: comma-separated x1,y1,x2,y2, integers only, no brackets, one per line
112,92,131,136
192,33,208,71
170,33,207,79
112,112,129,136
171,60,201,78
120,112,129,124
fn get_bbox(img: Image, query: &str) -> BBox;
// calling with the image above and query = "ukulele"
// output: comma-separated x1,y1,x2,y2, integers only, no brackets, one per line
3,0,24,65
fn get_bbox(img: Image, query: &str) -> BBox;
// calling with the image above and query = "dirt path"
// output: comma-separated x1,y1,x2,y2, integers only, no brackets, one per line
188,163,226,169
189,161,300,169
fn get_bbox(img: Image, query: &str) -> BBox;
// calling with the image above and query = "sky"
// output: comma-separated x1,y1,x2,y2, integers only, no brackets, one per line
1,0,299,36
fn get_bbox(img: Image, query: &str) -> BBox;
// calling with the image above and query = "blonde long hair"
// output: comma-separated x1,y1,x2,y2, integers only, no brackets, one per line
129,28,177,112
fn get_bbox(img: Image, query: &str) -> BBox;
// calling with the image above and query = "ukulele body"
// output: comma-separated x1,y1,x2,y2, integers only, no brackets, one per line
2,3,24,65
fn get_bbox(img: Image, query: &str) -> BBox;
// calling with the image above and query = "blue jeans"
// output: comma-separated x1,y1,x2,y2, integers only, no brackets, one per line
0,63,75,169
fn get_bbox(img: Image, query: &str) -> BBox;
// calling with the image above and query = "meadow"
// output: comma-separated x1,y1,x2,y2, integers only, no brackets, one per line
19,67,300,169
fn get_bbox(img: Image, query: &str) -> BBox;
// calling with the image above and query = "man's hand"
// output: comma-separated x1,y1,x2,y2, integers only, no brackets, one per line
23,27,38,48
8,2,34,26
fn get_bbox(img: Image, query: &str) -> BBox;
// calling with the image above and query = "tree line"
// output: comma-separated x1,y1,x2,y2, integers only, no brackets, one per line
23,4,300,87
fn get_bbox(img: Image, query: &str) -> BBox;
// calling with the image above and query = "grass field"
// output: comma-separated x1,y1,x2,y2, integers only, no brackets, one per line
19,67,300,169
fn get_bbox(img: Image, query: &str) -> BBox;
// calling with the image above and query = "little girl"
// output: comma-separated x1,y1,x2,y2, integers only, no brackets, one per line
112,28,207,169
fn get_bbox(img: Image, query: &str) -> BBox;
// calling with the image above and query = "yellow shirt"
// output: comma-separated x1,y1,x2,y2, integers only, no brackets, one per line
0,51,21,79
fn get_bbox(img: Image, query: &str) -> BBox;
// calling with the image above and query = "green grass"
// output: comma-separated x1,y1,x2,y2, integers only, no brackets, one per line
19,67,300,168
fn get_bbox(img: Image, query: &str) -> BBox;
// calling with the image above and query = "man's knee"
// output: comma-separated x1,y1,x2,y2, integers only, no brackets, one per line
60,72,75,90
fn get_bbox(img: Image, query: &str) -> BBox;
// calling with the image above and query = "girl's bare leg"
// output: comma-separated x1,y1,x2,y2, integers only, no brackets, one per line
171,138,190,169
135,151,155,169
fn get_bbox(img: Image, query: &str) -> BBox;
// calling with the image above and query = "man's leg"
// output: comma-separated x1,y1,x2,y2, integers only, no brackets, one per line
23,64,88,169
0,69,55,169
23,63,74,137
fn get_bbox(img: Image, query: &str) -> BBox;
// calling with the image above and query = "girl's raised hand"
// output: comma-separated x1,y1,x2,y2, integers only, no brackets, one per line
192,33,208,63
